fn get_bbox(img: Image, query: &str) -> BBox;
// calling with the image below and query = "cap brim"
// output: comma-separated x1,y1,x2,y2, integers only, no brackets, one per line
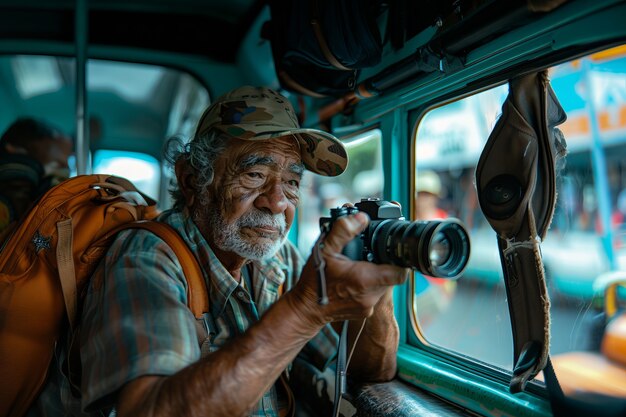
248,128,348,177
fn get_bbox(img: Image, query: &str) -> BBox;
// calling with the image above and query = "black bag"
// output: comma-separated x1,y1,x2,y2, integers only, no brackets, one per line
264,0,385,97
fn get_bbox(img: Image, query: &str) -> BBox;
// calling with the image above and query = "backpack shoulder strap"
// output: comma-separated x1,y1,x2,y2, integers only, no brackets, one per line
127,220,208,318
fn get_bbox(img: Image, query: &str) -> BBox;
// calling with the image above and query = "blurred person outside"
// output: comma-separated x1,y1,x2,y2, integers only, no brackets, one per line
0,117,73,235
413,170,455,326
613,189,626,250
414,169,448,220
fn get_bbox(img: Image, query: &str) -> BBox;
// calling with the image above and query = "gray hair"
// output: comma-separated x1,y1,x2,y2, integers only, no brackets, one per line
164,128,230,210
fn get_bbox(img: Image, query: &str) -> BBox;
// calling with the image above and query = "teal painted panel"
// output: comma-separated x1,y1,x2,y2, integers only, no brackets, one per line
397,345,553,417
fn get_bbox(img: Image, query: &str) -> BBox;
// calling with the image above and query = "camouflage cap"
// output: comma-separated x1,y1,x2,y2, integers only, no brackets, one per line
195,86,348,176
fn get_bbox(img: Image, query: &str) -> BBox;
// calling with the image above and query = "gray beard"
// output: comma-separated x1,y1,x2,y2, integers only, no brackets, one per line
203,205,287,261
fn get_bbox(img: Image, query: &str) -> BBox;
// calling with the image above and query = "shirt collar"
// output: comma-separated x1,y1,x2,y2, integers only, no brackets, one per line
160,209,288,319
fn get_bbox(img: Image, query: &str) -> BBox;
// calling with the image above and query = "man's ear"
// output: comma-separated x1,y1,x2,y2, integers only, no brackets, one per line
175,159,197,207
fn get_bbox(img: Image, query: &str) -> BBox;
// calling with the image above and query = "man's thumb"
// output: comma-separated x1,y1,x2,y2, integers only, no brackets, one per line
323,212,369,253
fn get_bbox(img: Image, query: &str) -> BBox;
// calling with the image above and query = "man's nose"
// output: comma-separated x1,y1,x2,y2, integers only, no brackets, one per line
255,182,288,214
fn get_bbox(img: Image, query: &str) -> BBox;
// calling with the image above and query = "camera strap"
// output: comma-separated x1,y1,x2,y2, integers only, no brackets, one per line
333,321,349,417
313,233,368,417
313,233,345,416
313,232,329,305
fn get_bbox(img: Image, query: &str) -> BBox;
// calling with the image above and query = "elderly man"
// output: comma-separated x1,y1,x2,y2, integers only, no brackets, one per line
32,86,407,417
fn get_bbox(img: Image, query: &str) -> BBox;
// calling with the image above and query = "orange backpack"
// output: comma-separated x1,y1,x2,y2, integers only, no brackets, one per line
0,174,207,417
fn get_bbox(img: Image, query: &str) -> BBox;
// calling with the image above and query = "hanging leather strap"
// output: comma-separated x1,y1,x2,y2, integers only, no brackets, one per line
475,70,567,392
474,68,626,416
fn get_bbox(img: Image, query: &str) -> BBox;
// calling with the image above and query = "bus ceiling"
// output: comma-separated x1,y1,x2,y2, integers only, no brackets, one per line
0,0,577,88
0,0,619,148
0,0,262,64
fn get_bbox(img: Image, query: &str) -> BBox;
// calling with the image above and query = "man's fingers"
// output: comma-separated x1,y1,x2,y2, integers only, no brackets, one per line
322,212,369,254
378,266,409,286
357,264,409,287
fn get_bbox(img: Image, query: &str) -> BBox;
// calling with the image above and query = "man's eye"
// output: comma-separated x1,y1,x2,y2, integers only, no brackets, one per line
286,179,299,187
247,172,264,179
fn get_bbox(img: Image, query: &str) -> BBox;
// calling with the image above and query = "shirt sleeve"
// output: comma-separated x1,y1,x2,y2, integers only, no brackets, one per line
79,228,200,412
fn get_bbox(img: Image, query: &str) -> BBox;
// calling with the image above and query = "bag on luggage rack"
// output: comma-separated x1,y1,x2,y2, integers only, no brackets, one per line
264,0,385,97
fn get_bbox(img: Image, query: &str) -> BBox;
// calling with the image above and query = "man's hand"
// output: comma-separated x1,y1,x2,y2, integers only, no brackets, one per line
287,211,409,330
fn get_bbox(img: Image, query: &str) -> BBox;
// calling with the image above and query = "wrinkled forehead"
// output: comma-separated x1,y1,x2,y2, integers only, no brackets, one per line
223,136,304,172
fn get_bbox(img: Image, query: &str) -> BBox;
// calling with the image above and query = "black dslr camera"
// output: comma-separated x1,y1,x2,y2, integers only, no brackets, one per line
320,198,470,279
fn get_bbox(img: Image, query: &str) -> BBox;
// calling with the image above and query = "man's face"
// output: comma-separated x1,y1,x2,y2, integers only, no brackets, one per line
196,136,303,261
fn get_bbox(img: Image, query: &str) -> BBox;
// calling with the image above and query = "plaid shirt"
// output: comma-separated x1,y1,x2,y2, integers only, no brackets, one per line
28,209,338,417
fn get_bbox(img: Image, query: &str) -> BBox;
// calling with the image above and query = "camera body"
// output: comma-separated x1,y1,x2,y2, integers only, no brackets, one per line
320,198,402,263
319,198,470,279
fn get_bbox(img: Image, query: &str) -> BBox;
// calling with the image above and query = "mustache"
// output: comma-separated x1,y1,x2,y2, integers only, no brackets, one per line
237,209,286,234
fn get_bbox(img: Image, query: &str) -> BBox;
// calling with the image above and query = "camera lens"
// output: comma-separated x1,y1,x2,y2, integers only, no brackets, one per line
368,218,470,279
429,231,451,268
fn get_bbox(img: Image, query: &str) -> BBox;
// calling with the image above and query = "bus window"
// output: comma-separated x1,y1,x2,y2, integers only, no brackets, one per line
85,59,209,206
412,45,626,374
297,129,384,256
92,150,161,200
0,55,209,207
0,55,76,151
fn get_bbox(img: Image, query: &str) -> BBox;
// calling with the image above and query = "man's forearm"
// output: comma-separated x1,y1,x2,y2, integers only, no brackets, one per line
345,289,399,382
119,291,323,417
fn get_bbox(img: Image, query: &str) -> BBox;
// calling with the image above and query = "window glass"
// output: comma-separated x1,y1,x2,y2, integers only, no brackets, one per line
88,60,164,102
0,55,76,143
11,55,64,99
92,150,161,200
412,46,626,373
297,129,384,256
0,55,209,209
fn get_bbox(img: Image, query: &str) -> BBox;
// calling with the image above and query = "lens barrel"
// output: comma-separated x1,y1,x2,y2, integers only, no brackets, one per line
368,218,470,279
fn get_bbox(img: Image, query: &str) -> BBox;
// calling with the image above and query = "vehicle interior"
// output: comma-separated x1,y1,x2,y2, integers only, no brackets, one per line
1,0,626,416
